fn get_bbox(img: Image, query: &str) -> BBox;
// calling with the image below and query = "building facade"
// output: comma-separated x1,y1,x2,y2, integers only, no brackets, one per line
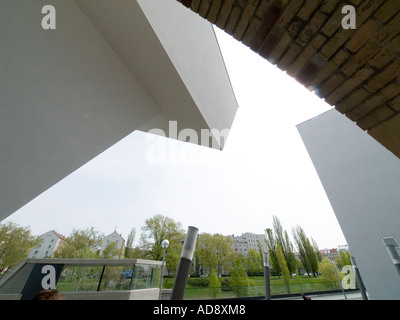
298,109,400,299
320,245,350,261
100,231,126,259
28,230,65,259
230,233,268,256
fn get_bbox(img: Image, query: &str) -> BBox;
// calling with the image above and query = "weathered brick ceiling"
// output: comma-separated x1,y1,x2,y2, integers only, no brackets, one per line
177,0,400,159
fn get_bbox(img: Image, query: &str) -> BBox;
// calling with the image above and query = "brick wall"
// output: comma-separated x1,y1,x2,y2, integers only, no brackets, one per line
177,0,400,158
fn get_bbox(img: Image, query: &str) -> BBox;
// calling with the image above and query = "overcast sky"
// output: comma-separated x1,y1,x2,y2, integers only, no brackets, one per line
5,27,347,250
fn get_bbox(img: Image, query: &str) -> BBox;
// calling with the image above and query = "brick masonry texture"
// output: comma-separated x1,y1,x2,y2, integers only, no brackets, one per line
176,0,400,158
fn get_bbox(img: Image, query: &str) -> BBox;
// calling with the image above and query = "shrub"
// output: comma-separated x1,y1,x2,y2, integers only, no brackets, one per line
187,277,209,287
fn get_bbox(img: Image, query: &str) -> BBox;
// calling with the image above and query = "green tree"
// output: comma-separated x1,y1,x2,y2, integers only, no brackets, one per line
313,239,323,262
292,225,319,276
319,257,343,284
230,257,252,298
272,216,297,276
164,237,182,277
139,214,184,275
276,244,291,293
264,228,281,276
54,227,103,258
196,233,236,276
245,248,263,274
208,269,221,299
0,222,40,274
124,228,136,259
140,215,184,260
100,242,121,259
336,250,352,268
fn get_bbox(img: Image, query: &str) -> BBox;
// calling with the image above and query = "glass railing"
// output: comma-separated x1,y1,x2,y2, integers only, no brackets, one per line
183,280,354,300
56,261,161,293
0,258,163,299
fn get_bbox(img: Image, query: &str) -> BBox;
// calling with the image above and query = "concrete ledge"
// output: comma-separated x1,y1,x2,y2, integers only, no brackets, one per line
63,288,160,300
0,294,23,300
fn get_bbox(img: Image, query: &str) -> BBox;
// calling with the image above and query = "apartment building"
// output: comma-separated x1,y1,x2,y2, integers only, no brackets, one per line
320,244,350,261
230,233,268,256
100,231,126,259
28,230,65,258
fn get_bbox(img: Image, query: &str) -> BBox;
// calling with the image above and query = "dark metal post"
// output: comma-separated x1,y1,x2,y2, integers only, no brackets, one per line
159,239,169,300
350,256,368,300
97,266,106,292
263,251,271,300
171,226,199,300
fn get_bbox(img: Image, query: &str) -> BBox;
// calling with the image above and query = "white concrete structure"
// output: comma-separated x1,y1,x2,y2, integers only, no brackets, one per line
0,0,238,223
297,109,400,300
100,231,125,258
28,230,65,258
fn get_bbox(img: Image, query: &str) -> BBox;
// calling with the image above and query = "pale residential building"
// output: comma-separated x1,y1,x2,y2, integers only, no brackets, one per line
320,244,350,261
320,248,340,261
337,244,349,252
242,233,268,253
230,233,268,256
28,230,65,258
230,234,249,256
100,231,125,259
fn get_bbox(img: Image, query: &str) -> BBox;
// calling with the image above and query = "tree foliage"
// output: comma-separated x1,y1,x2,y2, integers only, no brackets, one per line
230,256,252,298
276,244,291,293
264,228,280,275
272,216,297,275
265,216,298,278
124,228,136,259
54,227,103,258
140,214,184,260
139,214,184,276
100,241,121,259
0,222,40,274
245,248,263,274
336,250,352,268
196,233,236,276
208,269,221,299
319,257,343,283
292,225,319,276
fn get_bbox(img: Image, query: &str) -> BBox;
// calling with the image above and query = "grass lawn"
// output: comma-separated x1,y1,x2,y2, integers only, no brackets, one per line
162,275,343,300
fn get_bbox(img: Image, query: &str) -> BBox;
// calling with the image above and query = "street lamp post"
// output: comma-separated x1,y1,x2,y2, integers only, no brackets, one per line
263,251,271,300
171,226,199,300
159,239,169,300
